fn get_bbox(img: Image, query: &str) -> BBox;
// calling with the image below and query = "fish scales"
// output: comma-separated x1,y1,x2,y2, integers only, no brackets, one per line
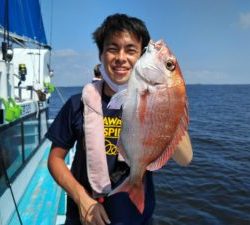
108,40,189,213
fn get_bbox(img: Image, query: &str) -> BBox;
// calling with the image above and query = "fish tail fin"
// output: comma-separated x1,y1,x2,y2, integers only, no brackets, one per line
129,181,145,214
109,176,145,214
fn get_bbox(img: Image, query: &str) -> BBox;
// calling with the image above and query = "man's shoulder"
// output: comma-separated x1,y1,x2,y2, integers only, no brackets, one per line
68,93,82,105
61,93,83,115
65,93,82,108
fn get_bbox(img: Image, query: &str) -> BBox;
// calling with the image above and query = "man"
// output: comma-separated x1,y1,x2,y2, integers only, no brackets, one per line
92,64,102,82
46,13,192,225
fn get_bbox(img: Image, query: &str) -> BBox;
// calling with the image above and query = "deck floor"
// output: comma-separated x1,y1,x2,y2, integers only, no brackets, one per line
8,140,63,225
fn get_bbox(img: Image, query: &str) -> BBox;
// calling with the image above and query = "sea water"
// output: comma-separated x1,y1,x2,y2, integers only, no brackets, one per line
49,85,250,225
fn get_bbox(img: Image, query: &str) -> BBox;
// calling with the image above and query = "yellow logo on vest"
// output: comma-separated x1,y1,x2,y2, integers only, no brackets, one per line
105,139,118,155
104,116,122,155
104,117,122,138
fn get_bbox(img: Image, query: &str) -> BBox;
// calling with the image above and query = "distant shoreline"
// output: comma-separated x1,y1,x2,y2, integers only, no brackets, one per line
55,83,250,88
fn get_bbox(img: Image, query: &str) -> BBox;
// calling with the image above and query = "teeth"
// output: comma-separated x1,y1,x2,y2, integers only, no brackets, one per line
114,67,127,70
115,69,126,71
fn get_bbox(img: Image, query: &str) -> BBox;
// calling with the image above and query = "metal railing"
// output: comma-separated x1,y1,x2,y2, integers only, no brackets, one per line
0,108,48,196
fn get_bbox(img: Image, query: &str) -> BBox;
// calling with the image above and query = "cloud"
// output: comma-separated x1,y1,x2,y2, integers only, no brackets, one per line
238,12,250,29
50,48,250,86
53,49,80,57
50,49,99,86
184,69,234,84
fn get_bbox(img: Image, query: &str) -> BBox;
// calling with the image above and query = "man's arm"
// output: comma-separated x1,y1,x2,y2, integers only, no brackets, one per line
172,131,193,166
47,146,110,224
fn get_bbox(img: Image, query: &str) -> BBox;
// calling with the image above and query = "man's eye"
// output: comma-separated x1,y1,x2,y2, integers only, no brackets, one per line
127,49,138,54
107,47,117,52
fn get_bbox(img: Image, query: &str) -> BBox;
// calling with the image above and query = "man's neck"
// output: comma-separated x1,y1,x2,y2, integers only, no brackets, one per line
103,82,116,97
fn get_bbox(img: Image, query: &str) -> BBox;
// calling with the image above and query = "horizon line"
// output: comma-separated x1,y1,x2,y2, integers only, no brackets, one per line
55,83,250,88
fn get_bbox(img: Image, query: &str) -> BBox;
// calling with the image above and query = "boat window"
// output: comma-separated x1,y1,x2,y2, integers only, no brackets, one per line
0,108,48,196
23,115,40,160
0,123,23,178
0,145,9,194
40,111,48,139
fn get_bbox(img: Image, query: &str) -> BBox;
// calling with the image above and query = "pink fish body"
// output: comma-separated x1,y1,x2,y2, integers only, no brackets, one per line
108,40,189,213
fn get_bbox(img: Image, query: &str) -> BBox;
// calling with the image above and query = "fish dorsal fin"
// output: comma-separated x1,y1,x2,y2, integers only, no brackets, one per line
146,105,189,171
107,89,127,109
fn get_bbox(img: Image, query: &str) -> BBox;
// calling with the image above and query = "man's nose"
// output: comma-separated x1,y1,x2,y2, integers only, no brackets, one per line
115,50,126,62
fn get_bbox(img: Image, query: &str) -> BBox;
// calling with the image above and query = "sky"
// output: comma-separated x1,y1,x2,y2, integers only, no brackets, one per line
41,0,250,86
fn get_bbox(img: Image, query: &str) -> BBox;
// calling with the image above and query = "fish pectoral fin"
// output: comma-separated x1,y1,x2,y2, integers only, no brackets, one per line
172,131,193,166
107,89,127,109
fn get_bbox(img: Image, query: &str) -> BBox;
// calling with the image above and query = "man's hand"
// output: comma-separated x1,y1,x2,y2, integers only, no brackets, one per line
78,198,111,225
48,147,111,224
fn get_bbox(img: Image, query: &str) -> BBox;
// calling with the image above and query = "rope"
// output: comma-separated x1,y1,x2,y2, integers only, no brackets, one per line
55,87,66,104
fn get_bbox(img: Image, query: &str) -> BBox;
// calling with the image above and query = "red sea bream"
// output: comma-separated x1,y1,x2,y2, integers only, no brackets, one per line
108,40,189,213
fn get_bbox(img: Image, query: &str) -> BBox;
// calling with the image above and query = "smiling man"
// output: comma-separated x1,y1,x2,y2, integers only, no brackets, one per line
46,14,155,225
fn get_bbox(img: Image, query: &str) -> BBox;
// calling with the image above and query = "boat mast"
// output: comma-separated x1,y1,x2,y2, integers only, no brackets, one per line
1,0,13,62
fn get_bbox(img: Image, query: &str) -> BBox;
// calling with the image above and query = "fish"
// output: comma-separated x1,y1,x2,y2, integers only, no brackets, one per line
108,40,190,213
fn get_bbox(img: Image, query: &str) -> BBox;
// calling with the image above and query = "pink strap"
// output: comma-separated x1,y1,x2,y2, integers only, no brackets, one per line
82,81,111,196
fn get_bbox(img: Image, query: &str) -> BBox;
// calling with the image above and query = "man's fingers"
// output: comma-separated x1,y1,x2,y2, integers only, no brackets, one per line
85,203,110,225
99,204,111,224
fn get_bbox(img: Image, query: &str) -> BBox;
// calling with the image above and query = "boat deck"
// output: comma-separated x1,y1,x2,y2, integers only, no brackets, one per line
8,140,66,225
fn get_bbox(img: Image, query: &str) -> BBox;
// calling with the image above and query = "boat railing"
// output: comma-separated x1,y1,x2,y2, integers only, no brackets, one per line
0,106,49,196
14,86,34,102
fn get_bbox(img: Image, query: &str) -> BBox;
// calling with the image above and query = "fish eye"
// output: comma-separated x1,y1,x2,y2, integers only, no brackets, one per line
166,59,175,71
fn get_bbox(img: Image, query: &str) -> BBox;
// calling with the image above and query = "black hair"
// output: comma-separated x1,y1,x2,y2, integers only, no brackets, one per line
93,13,150,57
93,64,102,78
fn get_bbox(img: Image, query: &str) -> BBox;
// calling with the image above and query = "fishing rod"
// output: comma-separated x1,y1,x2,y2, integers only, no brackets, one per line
0,151,23,225
55,86,66,104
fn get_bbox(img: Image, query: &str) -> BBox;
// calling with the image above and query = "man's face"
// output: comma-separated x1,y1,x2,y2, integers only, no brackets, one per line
101,31,142,85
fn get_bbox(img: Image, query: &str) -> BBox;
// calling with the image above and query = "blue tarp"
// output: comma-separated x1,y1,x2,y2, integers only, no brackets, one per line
0,0,47,45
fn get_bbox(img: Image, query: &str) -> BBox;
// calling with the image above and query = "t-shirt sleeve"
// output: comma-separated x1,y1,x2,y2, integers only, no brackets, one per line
46,97,77,150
